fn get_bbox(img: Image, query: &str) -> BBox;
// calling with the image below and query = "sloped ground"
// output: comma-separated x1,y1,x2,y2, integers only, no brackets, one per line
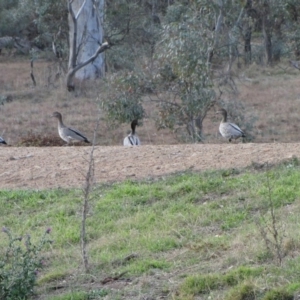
0,143,299,190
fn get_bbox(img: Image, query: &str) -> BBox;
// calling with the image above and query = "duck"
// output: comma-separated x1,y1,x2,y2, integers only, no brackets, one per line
0,136,7,145
52,111,90,144
123,119,141,146
216,108,245,142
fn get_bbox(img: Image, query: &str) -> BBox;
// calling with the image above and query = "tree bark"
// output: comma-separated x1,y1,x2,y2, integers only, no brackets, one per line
67,41,109,91
243,0,253,65
261,0,273,65
207,0,224,68
273,17,284,62
67,0,106,89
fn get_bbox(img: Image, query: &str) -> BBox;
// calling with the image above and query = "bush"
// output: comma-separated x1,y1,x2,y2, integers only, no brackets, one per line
0,227,52,299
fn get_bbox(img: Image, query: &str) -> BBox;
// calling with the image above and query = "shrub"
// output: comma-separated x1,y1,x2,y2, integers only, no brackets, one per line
0,227,52,299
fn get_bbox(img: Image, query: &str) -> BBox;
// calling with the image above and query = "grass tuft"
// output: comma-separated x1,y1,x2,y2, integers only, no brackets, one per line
38,270,70,285
224,282,258,300
178,266,262,297
261,288,294,300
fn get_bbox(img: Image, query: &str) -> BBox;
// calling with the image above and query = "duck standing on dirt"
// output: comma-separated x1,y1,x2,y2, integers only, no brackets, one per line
0,136,7,145
123,119,141,146
216,108,245,142
52,111,90,145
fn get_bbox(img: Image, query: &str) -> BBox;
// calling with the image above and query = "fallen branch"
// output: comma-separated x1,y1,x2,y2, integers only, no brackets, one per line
289,60,300,70
101,271,129,284
30,59,36,86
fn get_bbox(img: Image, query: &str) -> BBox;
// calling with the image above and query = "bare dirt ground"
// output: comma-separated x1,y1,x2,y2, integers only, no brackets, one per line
1,143,299,190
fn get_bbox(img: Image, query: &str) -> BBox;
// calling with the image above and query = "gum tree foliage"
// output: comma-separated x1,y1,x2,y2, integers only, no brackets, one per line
101,0,163,124
0,0,67,53
152,2,217,142
239,0,300,64
0,0,19,37
149,0,300,141
103,2,218,141
260,0,300,61
104,0,163,71
284,0,300,58
101,73,146,125
102,0,259,141
32,0,68,54
1,0,300,62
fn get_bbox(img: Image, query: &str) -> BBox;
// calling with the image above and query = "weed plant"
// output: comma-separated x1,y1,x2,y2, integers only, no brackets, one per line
0,227,52,299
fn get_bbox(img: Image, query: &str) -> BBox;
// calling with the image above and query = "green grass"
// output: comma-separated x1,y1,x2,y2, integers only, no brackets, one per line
2,160,300,299
179,266,263,295
48,290,109,300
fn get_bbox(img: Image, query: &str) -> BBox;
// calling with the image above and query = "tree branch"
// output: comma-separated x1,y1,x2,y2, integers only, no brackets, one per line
68,0,77,69
290,60,300,70
67,41,110,91
30,59,36,86
71,41,109,75
76,0,88,20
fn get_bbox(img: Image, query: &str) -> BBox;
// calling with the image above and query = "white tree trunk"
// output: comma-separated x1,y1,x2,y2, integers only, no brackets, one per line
68,0,105,81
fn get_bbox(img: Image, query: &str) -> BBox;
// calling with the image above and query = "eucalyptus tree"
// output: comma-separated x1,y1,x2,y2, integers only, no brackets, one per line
0,0,67,51
67,0,109,91
153,1,217,141
248,0,300,64
66,0,163,91
286,0,300,58
0,0,20,37
101,0,164,125
275,0,300,60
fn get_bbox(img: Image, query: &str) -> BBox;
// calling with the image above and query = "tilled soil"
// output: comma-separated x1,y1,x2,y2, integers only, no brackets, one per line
0,143,299,190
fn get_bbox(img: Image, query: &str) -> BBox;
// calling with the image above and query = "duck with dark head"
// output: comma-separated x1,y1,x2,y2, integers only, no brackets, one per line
216,108,245,142
123,119,141,146
52,111,90,145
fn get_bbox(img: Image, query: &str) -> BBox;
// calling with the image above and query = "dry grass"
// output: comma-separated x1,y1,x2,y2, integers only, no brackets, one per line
1,56,300,146
0,57,178,146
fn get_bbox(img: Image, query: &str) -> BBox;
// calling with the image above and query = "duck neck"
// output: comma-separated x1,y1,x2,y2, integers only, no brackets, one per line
57,117,64,128
131,123,136,135
221,111,227,123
